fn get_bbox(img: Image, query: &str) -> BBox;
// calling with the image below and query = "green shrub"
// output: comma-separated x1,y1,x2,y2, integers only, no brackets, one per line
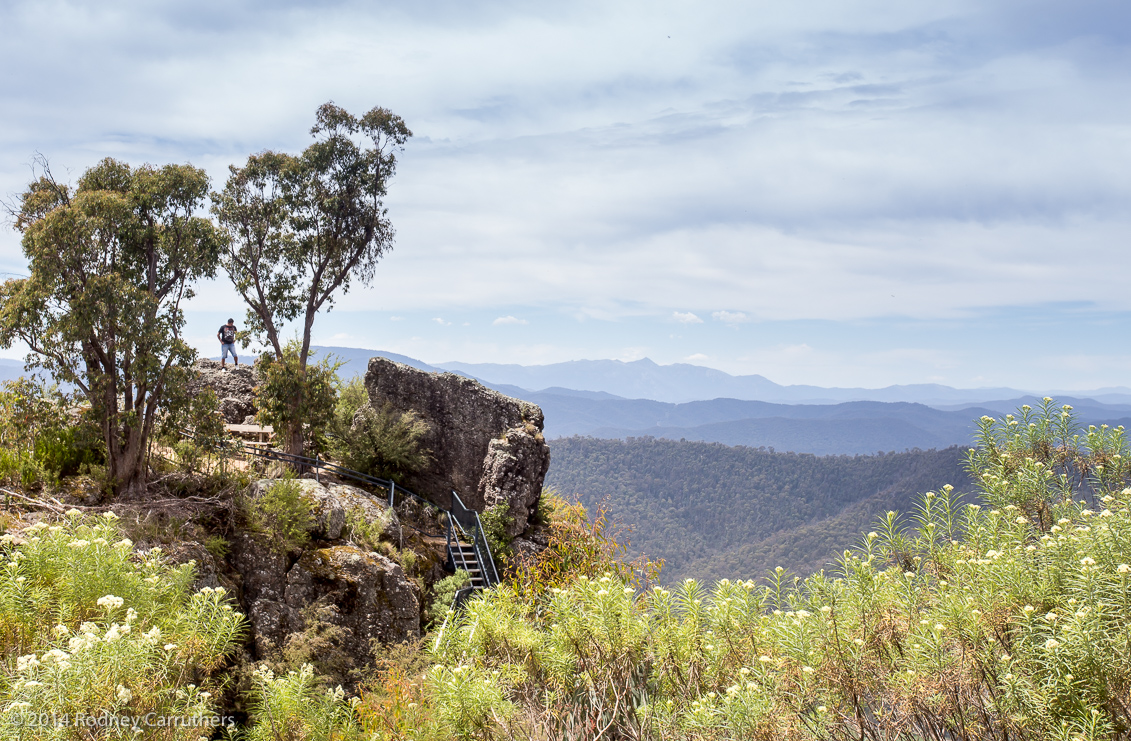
334,375,370,429
0,378,104,488
35,419,103,480
243,476,315,554
203,534,230,560
0,511,245,737
478,504,514,562
332,403,430,484
344,505,393,552
158,383,227,471
255,342,341,455
425,570,471,630
244,663,360,741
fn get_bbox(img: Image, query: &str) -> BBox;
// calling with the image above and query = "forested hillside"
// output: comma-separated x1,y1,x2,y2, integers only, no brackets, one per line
545,436,972,581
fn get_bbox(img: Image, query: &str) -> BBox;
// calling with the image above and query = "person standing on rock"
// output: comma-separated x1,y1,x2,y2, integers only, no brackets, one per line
218,318,239,368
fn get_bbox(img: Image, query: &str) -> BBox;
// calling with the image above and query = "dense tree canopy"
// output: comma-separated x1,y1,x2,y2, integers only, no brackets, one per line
0,158,220,494
546,437,972,581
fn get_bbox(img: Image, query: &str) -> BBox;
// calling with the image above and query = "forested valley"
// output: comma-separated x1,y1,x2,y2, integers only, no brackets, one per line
546,436,973,581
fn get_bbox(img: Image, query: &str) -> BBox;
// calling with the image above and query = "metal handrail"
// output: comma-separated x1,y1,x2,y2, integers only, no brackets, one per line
180,426,442,515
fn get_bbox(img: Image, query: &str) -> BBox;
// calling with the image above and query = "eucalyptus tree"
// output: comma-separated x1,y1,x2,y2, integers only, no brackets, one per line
212,103,411,456
0,158,221,495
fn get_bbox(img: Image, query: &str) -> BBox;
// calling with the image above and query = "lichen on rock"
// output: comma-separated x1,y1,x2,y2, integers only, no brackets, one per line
230,478,420,684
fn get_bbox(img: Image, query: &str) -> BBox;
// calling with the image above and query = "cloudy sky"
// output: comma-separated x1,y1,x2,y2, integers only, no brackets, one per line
2,0,1129,391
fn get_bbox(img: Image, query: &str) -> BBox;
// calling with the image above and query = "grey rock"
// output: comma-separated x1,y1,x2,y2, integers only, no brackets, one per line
231,480,420,673
285,546,420,653
478,427,551,538
362,357,550,534
188,359,258,422
219,396,256,425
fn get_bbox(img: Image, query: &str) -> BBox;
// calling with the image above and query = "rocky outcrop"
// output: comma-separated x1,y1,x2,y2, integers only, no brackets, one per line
362,358,551,535
188,359,259,424
231,479,419,682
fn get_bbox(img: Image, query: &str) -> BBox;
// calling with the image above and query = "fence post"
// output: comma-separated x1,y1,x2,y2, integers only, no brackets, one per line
389,481,396,508
314,454,320,483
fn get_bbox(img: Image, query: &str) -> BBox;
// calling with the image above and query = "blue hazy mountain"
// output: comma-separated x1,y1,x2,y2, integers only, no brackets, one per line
518,392,1131,455
0,359,26,384
436,357,1062,405
300,348,1131,455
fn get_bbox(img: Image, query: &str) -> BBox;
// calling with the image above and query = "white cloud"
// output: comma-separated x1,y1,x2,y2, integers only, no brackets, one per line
7,1,1131,389
432,317,451,326
492,315,528,325
712,311,749,325
389,316,405,322
672,311,703,324
685,353,710,362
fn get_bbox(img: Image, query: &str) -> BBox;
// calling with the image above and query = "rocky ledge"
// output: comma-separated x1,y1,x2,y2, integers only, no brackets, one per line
187,358,259,424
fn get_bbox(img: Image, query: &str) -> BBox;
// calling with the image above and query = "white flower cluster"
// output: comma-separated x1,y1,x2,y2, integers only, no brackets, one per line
97,594,124,611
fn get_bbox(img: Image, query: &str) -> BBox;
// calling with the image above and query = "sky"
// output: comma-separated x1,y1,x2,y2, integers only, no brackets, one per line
1,0,1130,391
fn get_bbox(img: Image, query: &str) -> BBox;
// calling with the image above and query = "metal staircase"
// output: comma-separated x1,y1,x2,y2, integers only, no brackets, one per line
444,489,500,611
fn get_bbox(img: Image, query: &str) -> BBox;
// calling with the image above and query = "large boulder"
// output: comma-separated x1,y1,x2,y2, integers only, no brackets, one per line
187,359,259,424
362,358,551,534
230,479,419,685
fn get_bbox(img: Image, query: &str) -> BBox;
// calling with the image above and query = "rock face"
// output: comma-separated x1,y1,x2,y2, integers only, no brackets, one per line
362,358,551,535
187,359,258,424
231,479,419,682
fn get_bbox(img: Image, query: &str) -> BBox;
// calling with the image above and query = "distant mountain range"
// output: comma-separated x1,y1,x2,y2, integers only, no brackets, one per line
305,347,1131,455
437,357,1131,406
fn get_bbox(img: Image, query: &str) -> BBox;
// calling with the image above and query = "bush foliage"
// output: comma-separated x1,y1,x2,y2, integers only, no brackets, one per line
0,511,245,738
234,399,1131,741
331,398,431,484
0,379,103,489
241,476,316,555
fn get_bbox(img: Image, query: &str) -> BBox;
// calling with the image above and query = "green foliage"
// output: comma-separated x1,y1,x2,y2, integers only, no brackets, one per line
426,570,471,629
344,505,393,552
547,436,971,581
244,663,359,741
158,377,227,472
335,375,370,428
0,511,245,737
0,158,221,495
34,421,103,481
412,401,1131,739
212,103,411,456
242,476,315,554
332,402,430,484
478,505,514,562
255,342,341,456
98,398,1130,740
203,534,230,560
512,492,662,601
0,378,103,488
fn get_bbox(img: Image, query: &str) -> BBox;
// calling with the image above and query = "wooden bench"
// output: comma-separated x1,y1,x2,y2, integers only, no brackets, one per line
224,424,274,443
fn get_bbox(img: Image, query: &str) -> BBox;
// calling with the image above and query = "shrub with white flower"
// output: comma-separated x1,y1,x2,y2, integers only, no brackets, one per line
0,514,245,739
